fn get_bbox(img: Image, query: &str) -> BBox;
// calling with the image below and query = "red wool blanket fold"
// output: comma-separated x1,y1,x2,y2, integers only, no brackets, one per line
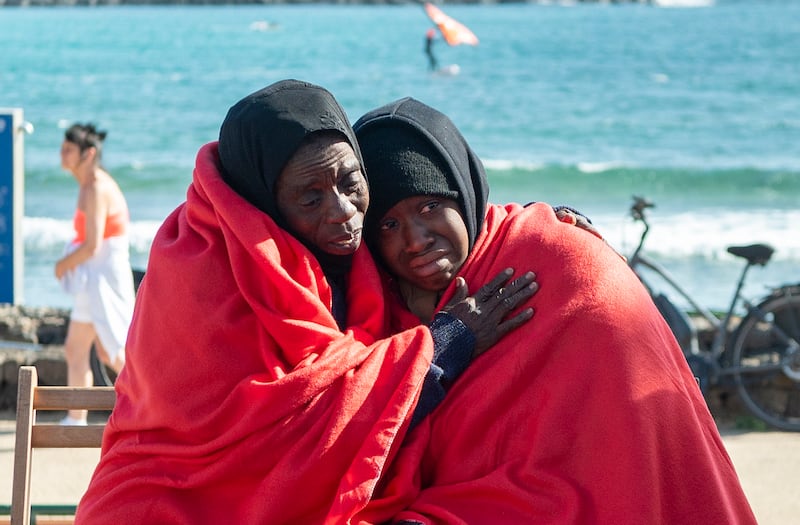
358,202,756,525
76,142,433,524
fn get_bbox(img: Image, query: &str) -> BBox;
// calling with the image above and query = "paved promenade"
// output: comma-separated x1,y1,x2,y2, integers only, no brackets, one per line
0,417,797,523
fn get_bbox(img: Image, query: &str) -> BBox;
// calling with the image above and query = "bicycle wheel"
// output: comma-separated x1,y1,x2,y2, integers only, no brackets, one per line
731,287,800,431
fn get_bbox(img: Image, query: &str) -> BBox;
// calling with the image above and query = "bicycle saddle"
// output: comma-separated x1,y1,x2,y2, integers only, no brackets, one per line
727,243,774,265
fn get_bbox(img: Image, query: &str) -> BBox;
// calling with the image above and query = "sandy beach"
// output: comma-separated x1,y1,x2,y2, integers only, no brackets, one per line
0,415,797,523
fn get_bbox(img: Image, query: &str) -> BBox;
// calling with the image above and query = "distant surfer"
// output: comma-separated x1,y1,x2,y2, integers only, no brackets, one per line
425,28,438,71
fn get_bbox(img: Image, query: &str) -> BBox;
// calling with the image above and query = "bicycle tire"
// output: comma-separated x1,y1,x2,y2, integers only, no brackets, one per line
731,286,800,431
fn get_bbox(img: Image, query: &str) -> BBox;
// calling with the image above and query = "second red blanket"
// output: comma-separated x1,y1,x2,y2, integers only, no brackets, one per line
360,202,755,525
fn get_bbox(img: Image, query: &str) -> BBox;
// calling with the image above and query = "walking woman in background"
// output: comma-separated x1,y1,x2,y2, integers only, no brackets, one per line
55,123,135,426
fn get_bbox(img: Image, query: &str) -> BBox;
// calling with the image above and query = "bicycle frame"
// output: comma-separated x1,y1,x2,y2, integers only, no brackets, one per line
629,251,720,332
628,200,767,366
627,202,726,357
626,196,800,431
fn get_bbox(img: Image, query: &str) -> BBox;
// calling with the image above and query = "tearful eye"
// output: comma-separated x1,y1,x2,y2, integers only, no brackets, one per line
421,200,440,214
380,218,398,232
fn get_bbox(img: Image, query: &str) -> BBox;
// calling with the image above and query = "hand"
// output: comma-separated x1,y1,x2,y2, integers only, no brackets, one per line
555,208,604,240
54,259,67,280
555,208,627,262
441,268,537,357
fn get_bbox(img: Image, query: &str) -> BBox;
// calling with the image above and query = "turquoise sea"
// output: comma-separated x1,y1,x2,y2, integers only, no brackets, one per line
1,1,799,311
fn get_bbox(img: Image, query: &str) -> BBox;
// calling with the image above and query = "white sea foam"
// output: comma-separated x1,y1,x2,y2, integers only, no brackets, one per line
652,0,714,7
23,216,160,258
482,159,545,173
576,162,627,174
598,210,800,262
23,208,798,265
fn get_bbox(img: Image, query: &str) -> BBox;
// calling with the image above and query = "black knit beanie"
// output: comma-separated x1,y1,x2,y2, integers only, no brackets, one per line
360,123,461,247
355,97,489,254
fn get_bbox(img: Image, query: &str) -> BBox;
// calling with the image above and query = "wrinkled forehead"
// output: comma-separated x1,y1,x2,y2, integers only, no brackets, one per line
278,130,359,184
290,130,355,159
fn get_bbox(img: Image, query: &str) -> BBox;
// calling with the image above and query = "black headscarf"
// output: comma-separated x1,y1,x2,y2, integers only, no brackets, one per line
218,79,364,278
354,97,489,253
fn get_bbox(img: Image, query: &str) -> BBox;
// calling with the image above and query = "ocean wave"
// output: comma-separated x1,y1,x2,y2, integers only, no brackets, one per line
23,216,160,258
20,207,799,265
484,162,800,212
652,0,715,7
576,161,630,174
598,210,800,263
18,208,798,312
482,159,545,173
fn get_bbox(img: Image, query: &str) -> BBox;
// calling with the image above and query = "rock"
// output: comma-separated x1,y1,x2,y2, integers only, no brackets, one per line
0,303,72,409
0,269,142,408
0,304,70,344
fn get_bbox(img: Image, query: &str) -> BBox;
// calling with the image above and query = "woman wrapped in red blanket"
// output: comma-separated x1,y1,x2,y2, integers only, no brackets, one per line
353,97,757,524
75,81,538,524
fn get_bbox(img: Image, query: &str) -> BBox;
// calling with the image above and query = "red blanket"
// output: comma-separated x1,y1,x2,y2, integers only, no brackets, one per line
359,203,756,524
76,143,433,524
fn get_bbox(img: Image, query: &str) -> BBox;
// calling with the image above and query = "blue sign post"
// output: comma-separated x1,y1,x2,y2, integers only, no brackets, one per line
0,109,25,305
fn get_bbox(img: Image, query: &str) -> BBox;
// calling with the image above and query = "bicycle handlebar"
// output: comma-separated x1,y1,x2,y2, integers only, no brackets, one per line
630,195,655,221
628,195,654,265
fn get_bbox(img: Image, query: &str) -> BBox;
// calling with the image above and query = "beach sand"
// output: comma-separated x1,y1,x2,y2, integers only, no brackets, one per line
0,415,797,523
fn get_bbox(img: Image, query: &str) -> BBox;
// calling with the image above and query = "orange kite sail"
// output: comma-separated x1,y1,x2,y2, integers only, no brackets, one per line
424,3,479,46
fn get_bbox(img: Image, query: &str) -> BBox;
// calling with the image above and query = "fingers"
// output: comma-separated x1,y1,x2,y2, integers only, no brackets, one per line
575,217,604,240
503,271,537,297
476,268,514,303
496,306,535,339
442,277,469,311
452,277,468,302
557,209,605,241
450,269,538,357
556,209,578,225
483,271,537,314
502,277,537,312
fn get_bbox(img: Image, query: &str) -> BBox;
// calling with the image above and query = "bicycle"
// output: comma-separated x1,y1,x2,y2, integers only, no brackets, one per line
626,196,800,431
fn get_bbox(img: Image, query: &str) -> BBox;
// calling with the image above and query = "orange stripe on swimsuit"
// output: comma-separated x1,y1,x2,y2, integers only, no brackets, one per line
73,208,129,243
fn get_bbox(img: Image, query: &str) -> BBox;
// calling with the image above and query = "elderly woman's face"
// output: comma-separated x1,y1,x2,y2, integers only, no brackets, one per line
376,195,469,292
276,134,369,256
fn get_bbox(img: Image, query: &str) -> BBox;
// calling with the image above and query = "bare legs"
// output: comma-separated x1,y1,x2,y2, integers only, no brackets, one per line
63,320,95,423
62,321,126,424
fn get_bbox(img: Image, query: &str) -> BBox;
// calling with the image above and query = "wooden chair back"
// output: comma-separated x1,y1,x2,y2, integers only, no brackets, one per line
4,365,115,525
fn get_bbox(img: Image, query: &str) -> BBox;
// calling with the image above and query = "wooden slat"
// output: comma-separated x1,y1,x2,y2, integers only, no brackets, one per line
10,366,115,524
0,505,78,525
31,425,106,448
33,387,115,411
12,366,36,525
